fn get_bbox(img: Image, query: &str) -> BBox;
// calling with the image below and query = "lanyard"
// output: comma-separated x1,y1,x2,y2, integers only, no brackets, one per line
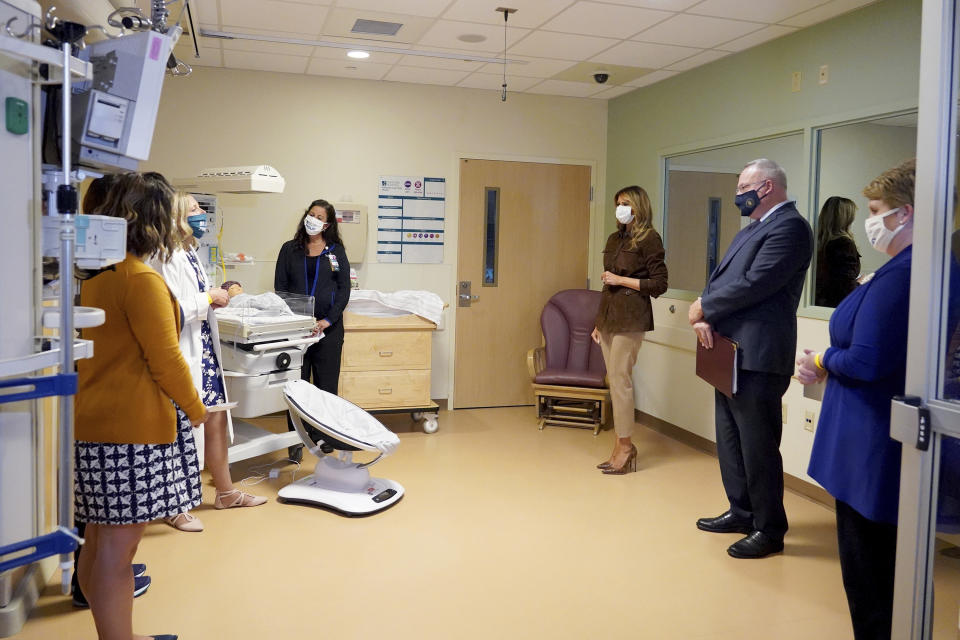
303,254,322,298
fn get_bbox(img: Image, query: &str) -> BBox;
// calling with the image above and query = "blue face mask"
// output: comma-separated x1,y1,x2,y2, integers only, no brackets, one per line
734,180,769,217
734,190,758,217
187,213,207,239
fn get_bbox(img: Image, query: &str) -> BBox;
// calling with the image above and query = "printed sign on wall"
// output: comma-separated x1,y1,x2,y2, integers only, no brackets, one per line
377,176,445,264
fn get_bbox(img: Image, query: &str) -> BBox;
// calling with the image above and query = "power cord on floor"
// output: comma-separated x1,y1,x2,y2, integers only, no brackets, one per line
239,457,302,487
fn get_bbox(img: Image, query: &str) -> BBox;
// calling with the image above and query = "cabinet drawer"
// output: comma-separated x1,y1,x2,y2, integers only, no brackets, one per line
341,330,431,370
339,370,430,409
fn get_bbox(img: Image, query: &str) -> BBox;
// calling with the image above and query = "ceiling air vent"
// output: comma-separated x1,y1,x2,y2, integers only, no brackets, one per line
351,19,403,36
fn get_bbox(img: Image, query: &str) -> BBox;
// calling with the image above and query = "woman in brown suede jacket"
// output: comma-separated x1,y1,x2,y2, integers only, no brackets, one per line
592,185,669,474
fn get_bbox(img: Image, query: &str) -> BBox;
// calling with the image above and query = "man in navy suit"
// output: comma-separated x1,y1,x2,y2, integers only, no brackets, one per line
689,158,813,559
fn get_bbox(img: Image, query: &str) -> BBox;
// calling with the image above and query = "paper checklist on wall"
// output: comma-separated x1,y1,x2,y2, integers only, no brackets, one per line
377,175,445,264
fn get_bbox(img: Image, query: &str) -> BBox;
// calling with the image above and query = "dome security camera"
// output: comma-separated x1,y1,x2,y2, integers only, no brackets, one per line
593,71,610,84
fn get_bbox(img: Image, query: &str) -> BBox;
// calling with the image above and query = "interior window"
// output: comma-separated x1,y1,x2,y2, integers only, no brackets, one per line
663,133,804,294
812,113,917,308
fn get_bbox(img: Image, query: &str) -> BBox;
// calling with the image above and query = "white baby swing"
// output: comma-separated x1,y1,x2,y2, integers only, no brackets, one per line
278,379,404,515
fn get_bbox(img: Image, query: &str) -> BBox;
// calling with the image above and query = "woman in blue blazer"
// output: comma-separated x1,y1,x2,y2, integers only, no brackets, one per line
797,159,915,640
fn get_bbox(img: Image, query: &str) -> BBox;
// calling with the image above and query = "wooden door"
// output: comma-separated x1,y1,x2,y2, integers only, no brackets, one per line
454,159,591,408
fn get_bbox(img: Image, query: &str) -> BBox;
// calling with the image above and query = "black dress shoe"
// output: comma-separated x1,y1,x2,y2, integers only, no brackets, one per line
696,510,753,534
727,531,784,559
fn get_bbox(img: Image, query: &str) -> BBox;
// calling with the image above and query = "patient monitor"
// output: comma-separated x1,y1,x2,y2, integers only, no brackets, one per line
70,30,176,171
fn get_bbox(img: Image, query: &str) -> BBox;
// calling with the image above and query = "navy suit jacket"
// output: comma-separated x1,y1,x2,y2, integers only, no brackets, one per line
701,202,813,376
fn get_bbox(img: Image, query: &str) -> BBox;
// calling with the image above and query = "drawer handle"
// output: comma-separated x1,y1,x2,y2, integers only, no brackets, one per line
378,387,393,394
378,350,393,357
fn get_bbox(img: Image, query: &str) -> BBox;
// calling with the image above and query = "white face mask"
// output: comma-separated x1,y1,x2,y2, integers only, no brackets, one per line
615,204,634,224
864,207,905,252
304,216,326,236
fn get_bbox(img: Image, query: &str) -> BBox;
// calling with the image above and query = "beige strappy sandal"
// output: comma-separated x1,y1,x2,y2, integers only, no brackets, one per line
214,489,267,509
163,512,204,532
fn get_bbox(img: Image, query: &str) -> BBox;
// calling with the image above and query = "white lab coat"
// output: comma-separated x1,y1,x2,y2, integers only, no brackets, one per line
149,247,233,468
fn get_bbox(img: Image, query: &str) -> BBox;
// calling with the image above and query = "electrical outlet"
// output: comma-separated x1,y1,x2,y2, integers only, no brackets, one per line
782,403,788,424
791,71,802,92
819,64,829,85
804,410,816,432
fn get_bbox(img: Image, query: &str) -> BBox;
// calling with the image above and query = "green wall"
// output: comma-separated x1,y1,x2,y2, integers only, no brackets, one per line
605,0,922,248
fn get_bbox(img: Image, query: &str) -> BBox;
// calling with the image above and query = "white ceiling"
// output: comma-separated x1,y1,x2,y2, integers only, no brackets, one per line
155,0,881,99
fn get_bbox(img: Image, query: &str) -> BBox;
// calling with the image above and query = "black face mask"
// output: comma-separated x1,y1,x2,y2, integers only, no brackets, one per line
734,185,766,217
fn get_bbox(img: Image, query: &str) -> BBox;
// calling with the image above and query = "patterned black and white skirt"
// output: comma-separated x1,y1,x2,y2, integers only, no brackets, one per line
74,407,202,525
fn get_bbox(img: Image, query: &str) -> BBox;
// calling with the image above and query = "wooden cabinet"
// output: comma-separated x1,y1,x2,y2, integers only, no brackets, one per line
339,312,437,412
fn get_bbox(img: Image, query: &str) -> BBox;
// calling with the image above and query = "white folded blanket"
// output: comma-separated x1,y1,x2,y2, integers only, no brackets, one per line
345,289,444,325
223,291,294,317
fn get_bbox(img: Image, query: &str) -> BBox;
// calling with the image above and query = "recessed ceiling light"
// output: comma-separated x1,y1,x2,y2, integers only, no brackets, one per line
347,50,370,59
458,34,486,43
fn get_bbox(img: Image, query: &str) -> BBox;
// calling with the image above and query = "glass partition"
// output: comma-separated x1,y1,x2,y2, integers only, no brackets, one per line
812,113,917,308
663,133,804,294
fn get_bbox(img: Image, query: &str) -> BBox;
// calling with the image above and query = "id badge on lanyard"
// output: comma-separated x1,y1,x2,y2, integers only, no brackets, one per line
328,252,340,272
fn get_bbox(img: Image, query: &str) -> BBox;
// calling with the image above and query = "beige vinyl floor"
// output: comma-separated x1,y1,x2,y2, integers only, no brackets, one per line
16,407,960,639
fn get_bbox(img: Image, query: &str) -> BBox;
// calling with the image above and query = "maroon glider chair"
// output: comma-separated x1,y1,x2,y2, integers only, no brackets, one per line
526,289,610,435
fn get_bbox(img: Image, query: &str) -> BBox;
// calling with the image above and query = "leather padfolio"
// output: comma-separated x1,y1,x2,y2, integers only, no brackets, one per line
696,331,738,398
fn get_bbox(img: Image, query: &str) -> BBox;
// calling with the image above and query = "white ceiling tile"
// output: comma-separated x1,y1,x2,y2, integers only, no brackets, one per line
221,0,329,35
714,24,797,52
398,52,485,71
779,0,879,28
417,20,529,53
664,48,729,71
687,0,825,24
508,31,620,61
524,79,605,97
591,84,639,99
599,0,701,9
456,72,541,92
216,27,322,55
334,0,453,18
222,50,311,73
478,56,576,78
306,57,392,80
634,14,763,49
174,45,223,68
193,0,220,27
384,66,472,86
441,0,574,29
540,2,673,39
591,40,701,68
624,68,678,86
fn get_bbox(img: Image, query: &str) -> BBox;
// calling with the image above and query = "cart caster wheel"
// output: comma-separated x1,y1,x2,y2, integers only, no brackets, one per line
288,444,304,464
423,417,439,434
411,411,424,421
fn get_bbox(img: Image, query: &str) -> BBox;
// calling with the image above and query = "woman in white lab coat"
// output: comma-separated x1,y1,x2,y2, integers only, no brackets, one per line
151,191,266,531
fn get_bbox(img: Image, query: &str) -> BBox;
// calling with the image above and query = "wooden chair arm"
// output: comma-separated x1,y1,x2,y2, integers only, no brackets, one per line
526,346,545,380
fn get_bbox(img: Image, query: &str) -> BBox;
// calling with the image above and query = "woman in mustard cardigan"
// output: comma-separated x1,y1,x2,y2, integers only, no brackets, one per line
75,172,207,640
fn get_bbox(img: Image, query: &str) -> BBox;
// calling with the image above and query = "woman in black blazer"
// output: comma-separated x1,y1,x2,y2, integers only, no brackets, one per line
815,196,861,308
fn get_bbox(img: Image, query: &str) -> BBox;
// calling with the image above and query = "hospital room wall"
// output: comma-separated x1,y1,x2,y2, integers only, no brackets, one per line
145,75,608,400
604,0,921,485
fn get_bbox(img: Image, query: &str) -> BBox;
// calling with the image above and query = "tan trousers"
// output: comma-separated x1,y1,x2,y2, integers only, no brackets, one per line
598,330,645,438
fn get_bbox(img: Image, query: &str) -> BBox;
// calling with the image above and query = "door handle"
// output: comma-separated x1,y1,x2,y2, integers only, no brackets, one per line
458,281,478,307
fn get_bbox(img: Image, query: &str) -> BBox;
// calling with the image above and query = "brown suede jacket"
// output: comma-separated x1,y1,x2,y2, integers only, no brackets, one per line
595,227,669,334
